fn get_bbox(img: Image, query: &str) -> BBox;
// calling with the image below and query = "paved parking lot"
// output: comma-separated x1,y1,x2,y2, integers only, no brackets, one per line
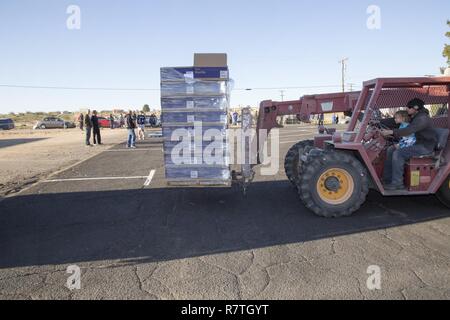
1,125,449,299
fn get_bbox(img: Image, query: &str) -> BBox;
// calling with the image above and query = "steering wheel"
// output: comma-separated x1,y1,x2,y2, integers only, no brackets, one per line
365,119,396,147
379,122,393,131
368,119,391,130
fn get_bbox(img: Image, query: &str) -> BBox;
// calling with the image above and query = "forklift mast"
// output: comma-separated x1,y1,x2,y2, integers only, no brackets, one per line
255,91,360,160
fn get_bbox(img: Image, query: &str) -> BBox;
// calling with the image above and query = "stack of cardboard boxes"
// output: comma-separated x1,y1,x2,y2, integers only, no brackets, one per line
160,54,231,186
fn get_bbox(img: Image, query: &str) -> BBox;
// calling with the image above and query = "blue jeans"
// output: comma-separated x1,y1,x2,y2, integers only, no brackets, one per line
127,129,136,147
85,127,91,145
383,144,431,185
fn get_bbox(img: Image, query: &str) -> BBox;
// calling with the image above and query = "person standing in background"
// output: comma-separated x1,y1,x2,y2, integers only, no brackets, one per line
232,111,238,126
137,111,146,141
78,113,84,131
119,113,124,128
84,110,92,146
150,113,157,127
109,114,115,129
126,110,137,148
318,113,324,126
91,110,102,145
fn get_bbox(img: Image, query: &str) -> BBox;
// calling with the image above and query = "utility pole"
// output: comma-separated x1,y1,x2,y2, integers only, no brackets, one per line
279,90,285,125
338,58,348,92
347,83,355,92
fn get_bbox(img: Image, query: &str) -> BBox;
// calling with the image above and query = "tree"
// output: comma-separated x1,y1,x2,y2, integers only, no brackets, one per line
143,104,150,112
441,20,450,74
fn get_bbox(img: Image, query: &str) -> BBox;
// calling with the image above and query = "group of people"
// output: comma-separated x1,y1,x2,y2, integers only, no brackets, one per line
78,110,102,146
124,110,147,148
78,110,148,148
309,113,339,125
331,114,340,124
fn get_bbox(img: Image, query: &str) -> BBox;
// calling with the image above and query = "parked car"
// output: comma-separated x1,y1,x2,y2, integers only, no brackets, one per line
97,117,110,128
97,116,120,128
33,117,76,129
0,118,15,130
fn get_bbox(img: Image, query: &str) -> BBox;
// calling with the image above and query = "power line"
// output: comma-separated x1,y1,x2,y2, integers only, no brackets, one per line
0,84,160,91
235,85,345,91
0,84,354,91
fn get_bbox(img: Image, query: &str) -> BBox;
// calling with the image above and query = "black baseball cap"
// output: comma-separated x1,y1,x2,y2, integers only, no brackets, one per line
407,98,425,110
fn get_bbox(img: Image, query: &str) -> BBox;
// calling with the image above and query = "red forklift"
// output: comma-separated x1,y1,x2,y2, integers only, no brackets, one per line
249,77,450,217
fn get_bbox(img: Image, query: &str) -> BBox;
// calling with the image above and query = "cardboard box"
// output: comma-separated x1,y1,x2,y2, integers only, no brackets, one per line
160,56,231,186
162,110,228,124
160,81,229,97
161,66,228,81
162,124,228,141
160,67,195,82
194,53,227,67
165,165,231,180
161,97,229,111
163,148,230,166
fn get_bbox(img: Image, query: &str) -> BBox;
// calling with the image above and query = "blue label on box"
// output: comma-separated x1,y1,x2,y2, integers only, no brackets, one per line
161,67,229,81
194,67,228,79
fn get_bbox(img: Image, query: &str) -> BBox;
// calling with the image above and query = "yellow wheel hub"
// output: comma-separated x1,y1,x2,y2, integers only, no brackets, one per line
316,168,354,205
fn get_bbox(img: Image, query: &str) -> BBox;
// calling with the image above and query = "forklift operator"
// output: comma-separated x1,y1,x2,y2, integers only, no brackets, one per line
380,98,437,190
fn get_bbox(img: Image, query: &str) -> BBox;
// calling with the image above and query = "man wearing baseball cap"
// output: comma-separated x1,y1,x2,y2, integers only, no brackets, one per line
381,98,437,190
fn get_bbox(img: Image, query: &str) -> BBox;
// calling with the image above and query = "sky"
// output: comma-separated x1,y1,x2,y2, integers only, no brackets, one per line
0,0,449,113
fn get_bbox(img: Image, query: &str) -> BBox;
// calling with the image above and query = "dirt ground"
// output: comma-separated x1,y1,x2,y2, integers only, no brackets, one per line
0,128,129,197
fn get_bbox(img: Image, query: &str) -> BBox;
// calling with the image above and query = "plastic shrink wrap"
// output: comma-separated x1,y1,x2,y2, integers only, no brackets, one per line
160,66,231,186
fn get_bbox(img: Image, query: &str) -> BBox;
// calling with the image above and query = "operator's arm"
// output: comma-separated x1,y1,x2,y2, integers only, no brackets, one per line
393,115,429,138
380,117,398,129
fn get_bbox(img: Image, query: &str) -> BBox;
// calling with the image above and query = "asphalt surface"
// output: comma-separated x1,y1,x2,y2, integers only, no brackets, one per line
1,125,449,299
0,138,48,149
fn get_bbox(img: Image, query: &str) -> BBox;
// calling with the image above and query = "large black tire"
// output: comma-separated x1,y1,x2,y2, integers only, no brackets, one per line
297,150,369,218
284,140,314,186
436,174,450,209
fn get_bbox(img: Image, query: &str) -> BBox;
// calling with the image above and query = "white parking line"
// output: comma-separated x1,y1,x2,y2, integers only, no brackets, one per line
144,169,156,186
43,176,149,183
